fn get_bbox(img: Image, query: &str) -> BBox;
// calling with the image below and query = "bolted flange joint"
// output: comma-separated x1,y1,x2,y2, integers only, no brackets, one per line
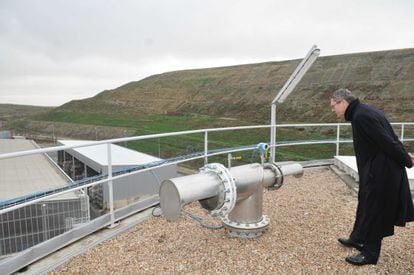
263,162,284,190
199,163,237,218
222,215,270,238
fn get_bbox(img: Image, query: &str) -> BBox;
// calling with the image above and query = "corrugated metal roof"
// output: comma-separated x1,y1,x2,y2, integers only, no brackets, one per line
58,140,161,167
0,139,76,201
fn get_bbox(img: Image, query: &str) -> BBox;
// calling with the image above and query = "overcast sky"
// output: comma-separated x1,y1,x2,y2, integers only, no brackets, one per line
1,0,413,106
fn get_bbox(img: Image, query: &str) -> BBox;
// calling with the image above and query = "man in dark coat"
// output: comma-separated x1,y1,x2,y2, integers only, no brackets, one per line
331,88,414,265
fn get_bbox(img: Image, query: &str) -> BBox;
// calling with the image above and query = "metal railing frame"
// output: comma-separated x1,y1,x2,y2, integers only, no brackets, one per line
1,122,413,217
0,121,413,274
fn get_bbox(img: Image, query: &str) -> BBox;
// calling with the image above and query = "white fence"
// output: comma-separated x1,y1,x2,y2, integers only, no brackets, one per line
0,122,413,274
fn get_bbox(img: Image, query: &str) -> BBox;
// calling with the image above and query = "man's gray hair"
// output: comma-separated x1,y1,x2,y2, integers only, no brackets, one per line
332,88,357,103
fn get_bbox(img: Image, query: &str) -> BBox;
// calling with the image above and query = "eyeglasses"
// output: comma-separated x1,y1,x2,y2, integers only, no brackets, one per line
330,100,342,108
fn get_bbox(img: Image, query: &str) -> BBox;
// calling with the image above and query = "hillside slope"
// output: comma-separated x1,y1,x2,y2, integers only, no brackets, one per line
55,48,414,124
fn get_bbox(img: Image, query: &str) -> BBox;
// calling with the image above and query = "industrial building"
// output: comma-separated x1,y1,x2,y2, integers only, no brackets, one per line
0,139,89,257
56,140,178,217
0,138,177,257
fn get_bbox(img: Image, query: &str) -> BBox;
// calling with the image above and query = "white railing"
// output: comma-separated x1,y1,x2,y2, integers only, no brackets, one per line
1,122,414,216
0,122,413,274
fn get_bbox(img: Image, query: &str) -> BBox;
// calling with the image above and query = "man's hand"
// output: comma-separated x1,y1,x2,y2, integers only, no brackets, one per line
410,153,414,166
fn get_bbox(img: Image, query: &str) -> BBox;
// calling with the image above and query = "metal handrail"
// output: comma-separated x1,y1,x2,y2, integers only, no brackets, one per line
2,122,413,161
1,122,413,216
1,121,413,273
0,125,270,160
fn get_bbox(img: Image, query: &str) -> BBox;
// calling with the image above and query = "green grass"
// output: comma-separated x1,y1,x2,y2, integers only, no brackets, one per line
32,111,414,164
37,111,220,133
41,113,344,161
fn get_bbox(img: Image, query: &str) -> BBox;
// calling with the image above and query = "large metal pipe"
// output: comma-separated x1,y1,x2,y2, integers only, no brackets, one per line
159,162,303,238
159,173,221,220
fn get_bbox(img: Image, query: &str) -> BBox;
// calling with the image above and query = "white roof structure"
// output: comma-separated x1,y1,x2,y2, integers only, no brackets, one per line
0,139,75,202
334,155,414,190
58,140,162,173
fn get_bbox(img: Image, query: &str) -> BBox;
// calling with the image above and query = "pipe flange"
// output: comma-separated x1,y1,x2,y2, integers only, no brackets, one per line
222,215,270,238
263,162,284,190
200,163,237,218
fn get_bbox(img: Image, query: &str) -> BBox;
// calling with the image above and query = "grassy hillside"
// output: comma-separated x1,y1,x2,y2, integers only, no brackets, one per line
0,104,52,133
50,48,414,124
3,48,414,161
0,104,52,119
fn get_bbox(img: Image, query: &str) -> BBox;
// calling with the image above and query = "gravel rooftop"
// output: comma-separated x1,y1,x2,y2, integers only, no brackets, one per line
52,167,414,274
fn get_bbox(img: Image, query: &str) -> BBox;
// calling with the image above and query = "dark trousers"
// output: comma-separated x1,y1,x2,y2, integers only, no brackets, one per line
362,239,382,262
350,232,382,261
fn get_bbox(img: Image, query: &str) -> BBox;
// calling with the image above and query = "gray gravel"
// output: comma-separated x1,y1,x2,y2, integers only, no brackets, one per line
52,167,414,274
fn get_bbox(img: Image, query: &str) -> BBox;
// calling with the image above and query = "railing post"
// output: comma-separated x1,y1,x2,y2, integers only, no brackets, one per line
158,137,161,158
72,155,75,179
107,143,117,228
270,104,276,163
41,204,48,241
401,123,405,142
336,124,340,156
204,131,208,165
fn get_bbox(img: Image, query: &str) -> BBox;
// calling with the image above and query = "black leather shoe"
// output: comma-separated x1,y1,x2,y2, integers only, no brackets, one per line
346,253,377,266
338,237,364,251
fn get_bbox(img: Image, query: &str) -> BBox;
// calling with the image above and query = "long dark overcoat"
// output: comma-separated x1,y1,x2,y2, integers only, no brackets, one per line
345,99,414,242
